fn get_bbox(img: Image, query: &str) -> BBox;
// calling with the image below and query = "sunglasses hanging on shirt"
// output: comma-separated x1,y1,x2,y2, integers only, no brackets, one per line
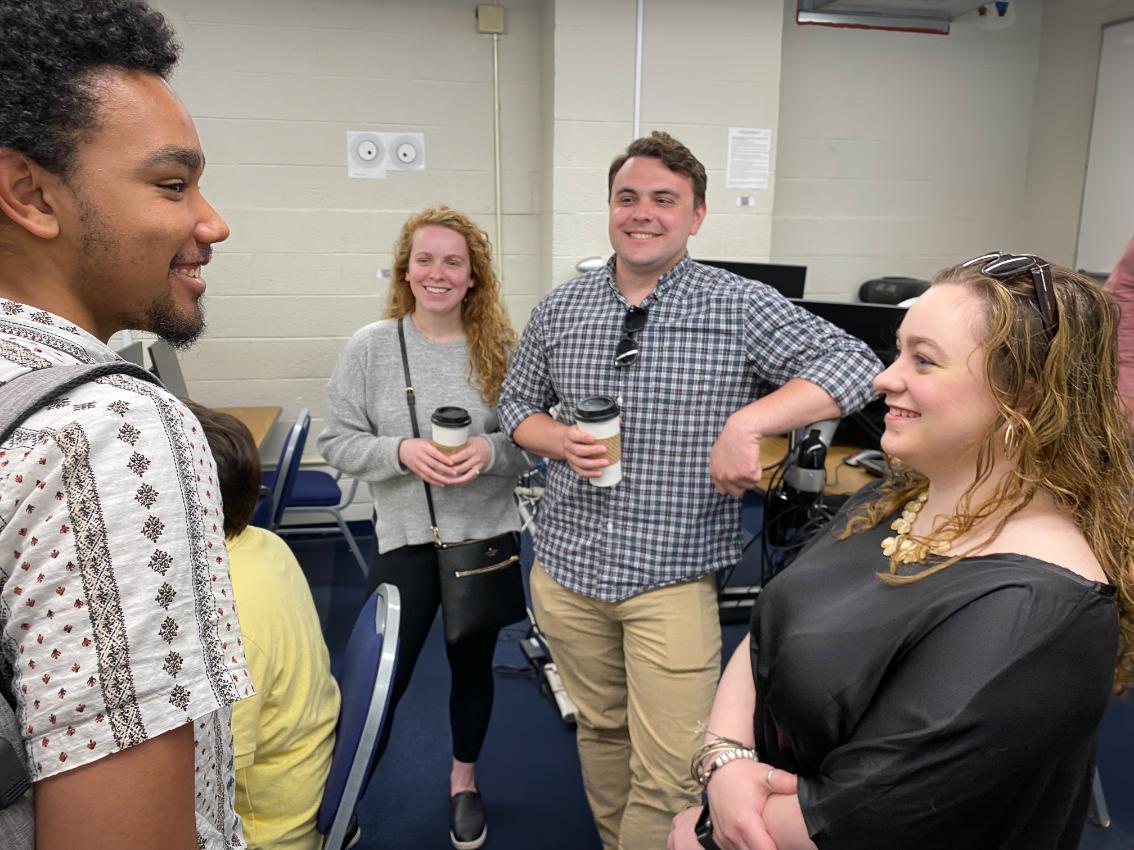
613,306,649,368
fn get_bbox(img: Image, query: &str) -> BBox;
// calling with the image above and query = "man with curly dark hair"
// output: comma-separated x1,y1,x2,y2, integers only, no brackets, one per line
0,2,250,849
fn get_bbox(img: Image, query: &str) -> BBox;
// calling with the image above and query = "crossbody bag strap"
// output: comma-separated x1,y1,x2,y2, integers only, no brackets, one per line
396,318,443,544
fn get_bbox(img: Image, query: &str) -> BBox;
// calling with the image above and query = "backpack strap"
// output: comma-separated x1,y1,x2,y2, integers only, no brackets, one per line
0,705,32,842
0,361,161,446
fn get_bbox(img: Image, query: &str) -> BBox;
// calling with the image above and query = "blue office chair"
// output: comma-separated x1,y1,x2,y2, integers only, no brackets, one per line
251,408,308,530
252,409,368,578
317,583,401,850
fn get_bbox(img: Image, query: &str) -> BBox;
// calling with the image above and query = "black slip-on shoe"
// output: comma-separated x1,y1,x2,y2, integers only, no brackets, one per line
450,790,487,849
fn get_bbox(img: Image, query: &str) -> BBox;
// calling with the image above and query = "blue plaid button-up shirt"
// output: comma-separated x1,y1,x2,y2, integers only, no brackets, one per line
499,256,882,601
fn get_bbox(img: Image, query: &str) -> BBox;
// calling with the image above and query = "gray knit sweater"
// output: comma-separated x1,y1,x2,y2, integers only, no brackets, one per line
318,318,530,554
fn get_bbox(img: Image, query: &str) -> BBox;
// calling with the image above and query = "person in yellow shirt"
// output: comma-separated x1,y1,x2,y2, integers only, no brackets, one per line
190,402,341,850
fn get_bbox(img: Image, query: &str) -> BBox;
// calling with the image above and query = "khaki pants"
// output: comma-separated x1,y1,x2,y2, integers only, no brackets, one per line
531,561,721,850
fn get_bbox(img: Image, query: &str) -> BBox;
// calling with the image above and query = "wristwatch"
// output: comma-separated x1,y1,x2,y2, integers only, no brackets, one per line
694,804,721,850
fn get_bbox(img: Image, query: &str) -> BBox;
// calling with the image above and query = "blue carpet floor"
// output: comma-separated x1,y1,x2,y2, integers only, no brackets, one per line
290,527,1134,850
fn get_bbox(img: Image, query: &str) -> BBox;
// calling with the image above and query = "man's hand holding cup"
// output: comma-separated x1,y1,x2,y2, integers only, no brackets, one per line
562,425,610,480
572,396,623,487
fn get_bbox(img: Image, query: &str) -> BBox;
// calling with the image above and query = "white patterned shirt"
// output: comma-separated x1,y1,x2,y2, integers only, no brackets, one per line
0,299,252,849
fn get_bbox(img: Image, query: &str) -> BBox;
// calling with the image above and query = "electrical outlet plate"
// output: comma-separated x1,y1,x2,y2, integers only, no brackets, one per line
476,4,505,34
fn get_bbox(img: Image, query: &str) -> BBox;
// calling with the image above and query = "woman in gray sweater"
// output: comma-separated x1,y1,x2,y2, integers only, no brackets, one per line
319,206,530,850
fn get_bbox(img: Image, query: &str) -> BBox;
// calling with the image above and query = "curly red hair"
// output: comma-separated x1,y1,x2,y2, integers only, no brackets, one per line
385,206,516,405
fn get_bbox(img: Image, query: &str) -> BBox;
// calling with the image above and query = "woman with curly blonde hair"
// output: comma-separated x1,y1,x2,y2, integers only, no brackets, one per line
320,206,528,850
671,254,1133,850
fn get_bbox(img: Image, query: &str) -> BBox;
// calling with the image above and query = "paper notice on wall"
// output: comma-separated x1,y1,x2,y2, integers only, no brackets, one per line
726,128,771,189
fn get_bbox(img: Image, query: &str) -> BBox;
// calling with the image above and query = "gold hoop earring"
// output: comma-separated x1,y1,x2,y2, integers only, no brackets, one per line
1003,422,1014,449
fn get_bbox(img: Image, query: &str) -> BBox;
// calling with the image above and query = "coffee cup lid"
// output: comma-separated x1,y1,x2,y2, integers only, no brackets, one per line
575,395,619,422
431,406,472,428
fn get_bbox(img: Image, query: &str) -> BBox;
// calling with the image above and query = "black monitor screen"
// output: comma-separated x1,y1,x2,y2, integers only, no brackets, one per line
790,298,905,362
790,298,908,450
697,259,806,299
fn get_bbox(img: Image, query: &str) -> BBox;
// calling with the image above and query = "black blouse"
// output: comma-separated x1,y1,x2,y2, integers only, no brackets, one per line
751,492,1118,850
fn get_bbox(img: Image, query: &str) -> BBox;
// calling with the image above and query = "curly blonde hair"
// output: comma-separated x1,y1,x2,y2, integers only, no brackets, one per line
839,262,1134,693
385,206,517,405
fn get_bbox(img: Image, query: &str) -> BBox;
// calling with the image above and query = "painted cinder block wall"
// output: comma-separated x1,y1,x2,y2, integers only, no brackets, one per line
135,0,1126,518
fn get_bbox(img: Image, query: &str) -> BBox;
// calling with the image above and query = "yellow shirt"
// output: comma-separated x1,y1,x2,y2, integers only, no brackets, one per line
227,526,341,850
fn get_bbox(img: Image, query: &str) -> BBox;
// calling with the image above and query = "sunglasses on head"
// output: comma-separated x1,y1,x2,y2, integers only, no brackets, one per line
613,306,649,368
960,252,1059,337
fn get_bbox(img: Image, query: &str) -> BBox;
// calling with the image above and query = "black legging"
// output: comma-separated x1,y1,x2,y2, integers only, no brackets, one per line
366,541,498,765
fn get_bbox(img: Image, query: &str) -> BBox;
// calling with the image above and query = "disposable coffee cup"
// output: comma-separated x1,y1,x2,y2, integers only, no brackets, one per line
431,406,471,455
575,396,622,487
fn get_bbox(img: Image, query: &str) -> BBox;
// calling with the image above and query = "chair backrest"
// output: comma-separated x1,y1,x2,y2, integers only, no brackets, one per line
317,583,401,850
249,483,274,530
147,339,190,399
269,409,310,530
114,339,146,366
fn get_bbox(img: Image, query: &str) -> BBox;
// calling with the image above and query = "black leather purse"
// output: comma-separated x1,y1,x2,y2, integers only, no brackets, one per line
397,319,527,645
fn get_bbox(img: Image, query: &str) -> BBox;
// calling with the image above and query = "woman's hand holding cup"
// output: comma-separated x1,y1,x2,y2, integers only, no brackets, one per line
398,438,461,487
403,406,488,487
444,436,492,487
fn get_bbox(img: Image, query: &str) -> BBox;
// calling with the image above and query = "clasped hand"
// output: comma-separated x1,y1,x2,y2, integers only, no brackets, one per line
398,436,491,487
668,760,798,850
710,410,764,497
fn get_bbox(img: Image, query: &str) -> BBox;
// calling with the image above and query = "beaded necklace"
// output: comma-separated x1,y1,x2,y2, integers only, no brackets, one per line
880,491,956,565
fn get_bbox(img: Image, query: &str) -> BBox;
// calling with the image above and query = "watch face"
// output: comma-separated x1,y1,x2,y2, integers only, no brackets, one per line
694,806,720,850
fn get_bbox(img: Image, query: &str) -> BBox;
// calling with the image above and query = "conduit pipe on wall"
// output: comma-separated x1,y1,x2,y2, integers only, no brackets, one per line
492,31,504,284
633,0,644,139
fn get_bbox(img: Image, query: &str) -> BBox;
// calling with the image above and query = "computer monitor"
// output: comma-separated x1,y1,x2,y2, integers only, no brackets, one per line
790,298,905,363
148,339,190,400
114,340,145,367
696,259,806,299
790,298,907,449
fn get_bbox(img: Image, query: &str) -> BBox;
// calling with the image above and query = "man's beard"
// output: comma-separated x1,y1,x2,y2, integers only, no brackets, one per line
76,195,206,349
145,291,206,350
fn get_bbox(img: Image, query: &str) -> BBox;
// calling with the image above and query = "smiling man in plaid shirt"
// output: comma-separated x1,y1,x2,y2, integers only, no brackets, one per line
498,131,881,850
